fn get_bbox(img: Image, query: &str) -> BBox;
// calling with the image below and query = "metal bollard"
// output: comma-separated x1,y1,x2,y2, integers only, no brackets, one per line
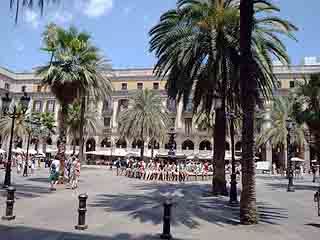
160,199,173,240
75,194,88,230
2,187,16,221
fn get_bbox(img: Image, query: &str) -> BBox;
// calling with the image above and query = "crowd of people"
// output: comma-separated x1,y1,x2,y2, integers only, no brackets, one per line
0,151,82,191
48,155,81,191
114,157,219,181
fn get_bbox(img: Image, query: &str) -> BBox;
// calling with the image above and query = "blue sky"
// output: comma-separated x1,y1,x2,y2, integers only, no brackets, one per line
0,0,319,72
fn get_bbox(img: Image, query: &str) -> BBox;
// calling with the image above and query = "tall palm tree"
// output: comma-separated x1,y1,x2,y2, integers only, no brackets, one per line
239,0,256,224
37,24,112,167
10,0,59,23
256,97,306,167
149,0,296,197
118,89,170,159
66,102,103,154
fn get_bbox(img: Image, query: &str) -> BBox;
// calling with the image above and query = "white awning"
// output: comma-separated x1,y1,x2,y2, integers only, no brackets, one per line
291,157,304,162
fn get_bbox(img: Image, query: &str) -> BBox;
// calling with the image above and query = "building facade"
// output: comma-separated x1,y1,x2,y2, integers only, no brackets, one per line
0,63,318,169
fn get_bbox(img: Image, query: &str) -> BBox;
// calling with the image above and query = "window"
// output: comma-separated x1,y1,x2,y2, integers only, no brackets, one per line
185,118,192,134
137,82,143,90
21,86,26,92
289,80,295,88
47,100,55,112
185,98,193,112
37,85,42,92
153,82,159,90
4,83,9,90
103,100,110,112
121,83,127,90
33,101,42,112
166,98,176,112
104,117,111,127
119,99,129,111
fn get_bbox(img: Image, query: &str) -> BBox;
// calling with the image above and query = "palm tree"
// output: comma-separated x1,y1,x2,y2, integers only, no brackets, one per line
149,0,296,197
32,112,56,154
10,0,59,23
239,0,256,224
118,89,170,159
256,97,306,168
0,106,28,150
66,102,103,154
37,24,112,167
293,74,320,160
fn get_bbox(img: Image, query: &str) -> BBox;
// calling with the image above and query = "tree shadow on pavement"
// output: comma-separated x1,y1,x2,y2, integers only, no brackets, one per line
0,224,193,240
0,183,53,200
90,182,287,229
266,183,318,191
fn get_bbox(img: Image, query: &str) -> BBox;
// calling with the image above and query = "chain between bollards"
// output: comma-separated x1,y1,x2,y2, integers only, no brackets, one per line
160,199,173,240
2,186,16,221
75,193,88,230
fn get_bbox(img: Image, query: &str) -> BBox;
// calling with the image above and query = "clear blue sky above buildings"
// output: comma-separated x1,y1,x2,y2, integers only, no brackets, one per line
0,0,319,72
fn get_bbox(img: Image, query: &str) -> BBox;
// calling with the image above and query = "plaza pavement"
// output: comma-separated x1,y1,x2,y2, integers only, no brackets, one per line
0,166,320,240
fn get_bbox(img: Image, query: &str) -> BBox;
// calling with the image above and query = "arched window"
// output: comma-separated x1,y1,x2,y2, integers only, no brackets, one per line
235,142,242,151
86,138,96,152
132,139,143,148
182,139,194,150
30,138,38,145
199,140,212,150
225,142,230,151
116,138,127,148
148,139,160,149
101,138,111,148
102,99,110,112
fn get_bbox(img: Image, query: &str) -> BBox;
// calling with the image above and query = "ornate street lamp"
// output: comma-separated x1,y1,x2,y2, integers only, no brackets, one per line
2,91,30,187
286,117,295,192
226,112,238,205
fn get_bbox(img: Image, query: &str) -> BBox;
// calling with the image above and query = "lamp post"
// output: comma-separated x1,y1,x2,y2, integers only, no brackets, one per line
286,118,295,192
226,112,238,205
2,92,30,187
167,127,176,161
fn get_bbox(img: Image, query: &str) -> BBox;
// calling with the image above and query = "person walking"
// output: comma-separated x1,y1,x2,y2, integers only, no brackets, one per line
17,153,23,174
115,157,121,176
49,159,60,190
71,157,81,189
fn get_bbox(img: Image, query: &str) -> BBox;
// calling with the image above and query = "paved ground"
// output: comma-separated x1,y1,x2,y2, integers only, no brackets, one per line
0,166,320,240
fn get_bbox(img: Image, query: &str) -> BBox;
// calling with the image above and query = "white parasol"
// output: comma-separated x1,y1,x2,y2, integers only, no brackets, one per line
291,157,305,162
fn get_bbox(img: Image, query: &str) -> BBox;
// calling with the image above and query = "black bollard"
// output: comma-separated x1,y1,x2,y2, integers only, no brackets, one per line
2,187,16,221
160,199,173,240
75,194,88,230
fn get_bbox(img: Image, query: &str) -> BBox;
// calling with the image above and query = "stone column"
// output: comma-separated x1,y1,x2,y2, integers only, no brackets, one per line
112,100,119,129
284,144,288,169
304,141,311,172
176,100,183,129
266,141,272,170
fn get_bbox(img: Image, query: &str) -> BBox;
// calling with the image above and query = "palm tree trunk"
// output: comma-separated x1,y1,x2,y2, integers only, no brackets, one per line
56,103,67,182
140,128,145,160
212,101,227,195
151,140,155,159
240,0,258,224
79,92,86,164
